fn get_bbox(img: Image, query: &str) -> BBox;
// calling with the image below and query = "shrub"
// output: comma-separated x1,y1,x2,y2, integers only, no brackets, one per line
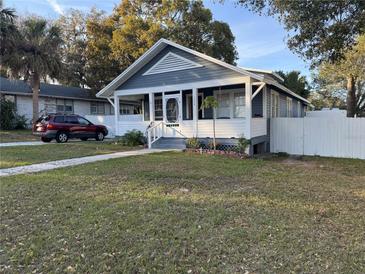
237,134,250,154
119,130,146,146
186,137,201,149
0,98,28,130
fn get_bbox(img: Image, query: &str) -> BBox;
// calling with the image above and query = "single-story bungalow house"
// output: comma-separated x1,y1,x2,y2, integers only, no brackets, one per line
0,77,117,124
96,38,310,153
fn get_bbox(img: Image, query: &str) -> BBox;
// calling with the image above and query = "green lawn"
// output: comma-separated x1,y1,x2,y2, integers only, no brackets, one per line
1,153,364,273
0,130,38,143
0,141,139,168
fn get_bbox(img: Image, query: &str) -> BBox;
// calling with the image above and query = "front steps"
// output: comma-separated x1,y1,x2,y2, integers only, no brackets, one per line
151,137,186,149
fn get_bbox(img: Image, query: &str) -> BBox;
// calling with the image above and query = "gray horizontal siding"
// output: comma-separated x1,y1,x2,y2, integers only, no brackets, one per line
118,46,242,90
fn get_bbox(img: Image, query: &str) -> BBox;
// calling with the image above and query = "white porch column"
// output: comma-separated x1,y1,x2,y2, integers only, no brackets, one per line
149,92,154,122
114,94,120,136
245,79,252,139
192,87,198,137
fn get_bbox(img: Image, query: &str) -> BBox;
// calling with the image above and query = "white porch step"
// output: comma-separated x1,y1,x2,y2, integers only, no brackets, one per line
151,138,186,149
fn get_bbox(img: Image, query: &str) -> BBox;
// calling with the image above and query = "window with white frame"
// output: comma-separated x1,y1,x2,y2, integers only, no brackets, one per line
90,102,105,114
286,97,292,117
271,91,279,117
213,88,245,119
154,97,163,120
120,102,142,115
233,91,245,118
185,93,204,120
216,92,230,118
56,99,73,113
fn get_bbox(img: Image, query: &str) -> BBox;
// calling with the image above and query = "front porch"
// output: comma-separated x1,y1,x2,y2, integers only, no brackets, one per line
110,79,268,148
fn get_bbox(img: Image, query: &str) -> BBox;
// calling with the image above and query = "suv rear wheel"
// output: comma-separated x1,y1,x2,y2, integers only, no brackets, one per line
56,131,68,143
95,131,104,141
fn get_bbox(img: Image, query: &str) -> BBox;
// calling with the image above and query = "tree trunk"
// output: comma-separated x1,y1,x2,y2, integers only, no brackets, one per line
346,76,356,117
31,72,40,123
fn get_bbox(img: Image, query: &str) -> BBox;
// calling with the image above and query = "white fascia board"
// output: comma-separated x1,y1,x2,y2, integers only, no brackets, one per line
240,67,285,82
97,38,264,98
265,79,310,104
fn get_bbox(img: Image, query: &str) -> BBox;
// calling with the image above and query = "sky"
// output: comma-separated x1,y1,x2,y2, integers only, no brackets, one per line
5,0,311,77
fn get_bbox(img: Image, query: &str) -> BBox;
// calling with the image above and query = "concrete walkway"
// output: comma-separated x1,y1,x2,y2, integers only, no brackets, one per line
0,149,178,177
0,141,45,147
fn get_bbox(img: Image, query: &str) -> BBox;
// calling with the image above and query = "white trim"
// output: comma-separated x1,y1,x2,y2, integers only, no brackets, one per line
107,97,115,108
114,77,249,96
240,67,285,82
186,92,204,119
142,52,203,76
297,101,301,117
251,83,266,99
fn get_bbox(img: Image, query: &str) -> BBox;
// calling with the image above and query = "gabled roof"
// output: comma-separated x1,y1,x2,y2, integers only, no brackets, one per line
0,77,104,101
96,38,310,104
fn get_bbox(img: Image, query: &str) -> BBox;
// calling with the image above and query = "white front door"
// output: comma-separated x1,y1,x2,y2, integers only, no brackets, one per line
163,94,182,137
164,94,182,124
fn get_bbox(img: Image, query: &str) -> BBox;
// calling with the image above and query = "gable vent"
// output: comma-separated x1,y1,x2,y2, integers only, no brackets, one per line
143,52,203,76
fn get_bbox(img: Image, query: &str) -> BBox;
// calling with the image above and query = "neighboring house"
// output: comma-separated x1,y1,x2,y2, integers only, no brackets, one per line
306,108,346,118
96,38,310,154
0,77,114,124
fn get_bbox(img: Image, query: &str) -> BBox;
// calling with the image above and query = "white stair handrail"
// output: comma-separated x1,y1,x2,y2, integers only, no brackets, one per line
146,121,186,148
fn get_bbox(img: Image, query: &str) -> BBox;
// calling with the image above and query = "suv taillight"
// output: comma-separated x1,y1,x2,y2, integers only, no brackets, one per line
47,123,56,130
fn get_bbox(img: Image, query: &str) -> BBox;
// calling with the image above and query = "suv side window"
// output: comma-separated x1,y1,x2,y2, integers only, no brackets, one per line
53,116,64,123
65,116,78,124
77,117,90,125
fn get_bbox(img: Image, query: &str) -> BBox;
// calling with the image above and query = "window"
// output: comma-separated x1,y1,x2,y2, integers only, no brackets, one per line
216,92,230,118
233,91,245,118
4,95,16,103
286,98,292,117
65,115,78,124
90,102,105,114
185,92,204,120
53,116,64,123
297,101,301,117
78,117,90,125
271,91,280,117
56,99,73,114
213,88,245,119
154,97,163,120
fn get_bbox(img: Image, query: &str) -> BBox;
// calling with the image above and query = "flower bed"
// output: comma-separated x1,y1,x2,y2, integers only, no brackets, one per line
184,148,249,159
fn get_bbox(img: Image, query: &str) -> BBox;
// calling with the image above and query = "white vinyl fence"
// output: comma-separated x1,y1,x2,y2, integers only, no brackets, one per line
270,117,365,159
85,115,115,138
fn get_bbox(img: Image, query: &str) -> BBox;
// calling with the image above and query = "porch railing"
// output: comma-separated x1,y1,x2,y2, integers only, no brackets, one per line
146,121,186,148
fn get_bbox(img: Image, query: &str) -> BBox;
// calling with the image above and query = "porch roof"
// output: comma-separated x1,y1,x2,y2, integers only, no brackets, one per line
97,39,310,105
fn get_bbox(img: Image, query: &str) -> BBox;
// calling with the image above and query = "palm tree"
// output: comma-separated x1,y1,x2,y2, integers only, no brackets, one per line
2,17,63,122
0,6,17,64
